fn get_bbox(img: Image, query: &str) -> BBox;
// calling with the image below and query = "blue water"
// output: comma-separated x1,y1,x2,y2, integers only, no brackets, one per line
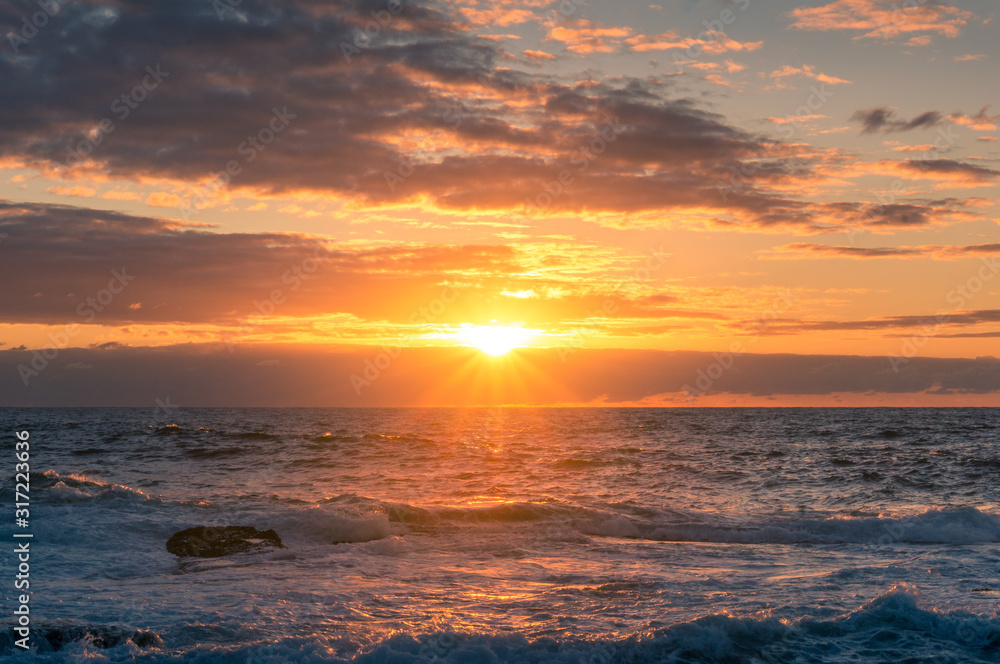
2,408,999,662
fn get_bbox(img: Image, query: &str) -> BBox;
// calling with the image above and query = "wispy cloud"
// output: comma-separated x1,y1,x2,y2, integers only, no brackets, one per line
769,65,851,85
626,31,762,54
850,106,943,133
765,242,1000,260
788,0,974,41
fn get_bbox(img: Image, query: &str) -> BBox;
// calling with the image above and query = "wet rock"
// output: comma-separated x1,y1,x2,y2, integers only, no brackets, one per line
166,525,284,557
31,627,163,651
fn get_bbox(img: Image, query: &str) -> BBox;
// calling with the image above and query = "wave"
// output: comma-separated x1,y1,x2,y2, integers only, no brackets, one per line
267,500,396,545
183,446,250,459
31,470,158,504
152,423,184,434
361,433,436,445
581,506,1000,545
24,476,1000,547
227,431,280,441
374,497,1000,545
0,625,161,655
346,587,1000,663
235,495,1000,546
6,586,996,662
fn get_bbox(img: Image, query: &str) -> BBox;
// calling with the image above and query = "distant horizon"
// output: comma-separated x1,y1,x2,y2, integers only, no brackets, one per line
4,404,1000,409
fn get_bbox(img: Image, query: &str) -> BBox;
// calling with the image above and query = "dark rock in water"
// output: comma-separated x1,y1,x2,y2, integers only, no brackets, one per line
32,626,163,651
166,525,284,557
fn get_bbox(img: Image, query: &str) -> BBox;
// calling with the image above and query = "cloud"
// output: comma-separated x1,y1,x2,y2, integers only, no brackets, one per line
47,186,96,198
522,49,557,62
686,60,746,73
788,0,974,40
759,309,1000,334
145,192,182,207
626,31,762,54
766,243,1000,260
890,144,940,153
850,106,944,133
0,0,836,229
954,54,985,62
949,106,1000,131
2,344,998,406
851,158,1000,188
766,114,828,125
458,6,538,27
0,201,721,335
769,65,851,85
102,190,141,201
545,19,633,53
774,198,980,230
0,0,990,237
896,159,1000,186
0,200,523,326
476,34,522,42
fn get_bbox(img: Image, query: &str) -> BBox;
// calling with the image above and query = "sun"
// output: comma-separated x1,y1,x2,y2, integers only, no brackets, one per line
458,323,537,356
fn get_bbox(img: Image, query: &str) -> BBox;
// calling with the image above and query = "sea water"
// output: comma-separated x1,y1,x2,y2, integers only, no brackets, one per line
1,407,998,662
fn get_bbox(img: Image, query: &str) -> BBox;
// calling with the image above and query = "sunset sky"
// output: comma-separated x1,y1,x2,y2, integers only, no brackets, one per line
1,0,998,406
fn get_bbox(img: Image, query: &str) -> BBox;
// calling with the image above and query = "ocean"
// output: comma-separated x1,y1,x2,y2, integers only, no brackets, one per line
2,407,999,662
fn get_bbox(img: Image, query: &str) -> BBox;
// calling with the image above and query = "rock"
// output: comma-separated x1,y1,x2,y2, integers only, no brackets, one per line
38,627,162,651
166,525,284,558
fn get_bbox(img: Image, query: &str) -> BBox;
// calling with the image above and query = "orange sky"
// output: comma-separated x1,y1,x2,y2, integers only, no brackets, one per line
0,0,998,406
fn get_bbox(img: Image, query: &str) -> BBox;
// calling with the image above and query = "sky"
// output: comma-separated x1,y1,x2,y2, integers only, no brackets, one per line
1,0,998,406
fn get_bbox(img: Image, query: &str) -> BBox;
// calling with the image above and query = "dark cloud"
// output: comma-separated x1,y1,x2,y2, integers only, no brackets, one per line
899,159,1000,183
1,344,998,405
1,200,727,327
850,106,944,134
780,244,922,258
0,0,934,230
861,203,932,227
757,310,1000,334
949,106,1000,128
0,200,521,325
